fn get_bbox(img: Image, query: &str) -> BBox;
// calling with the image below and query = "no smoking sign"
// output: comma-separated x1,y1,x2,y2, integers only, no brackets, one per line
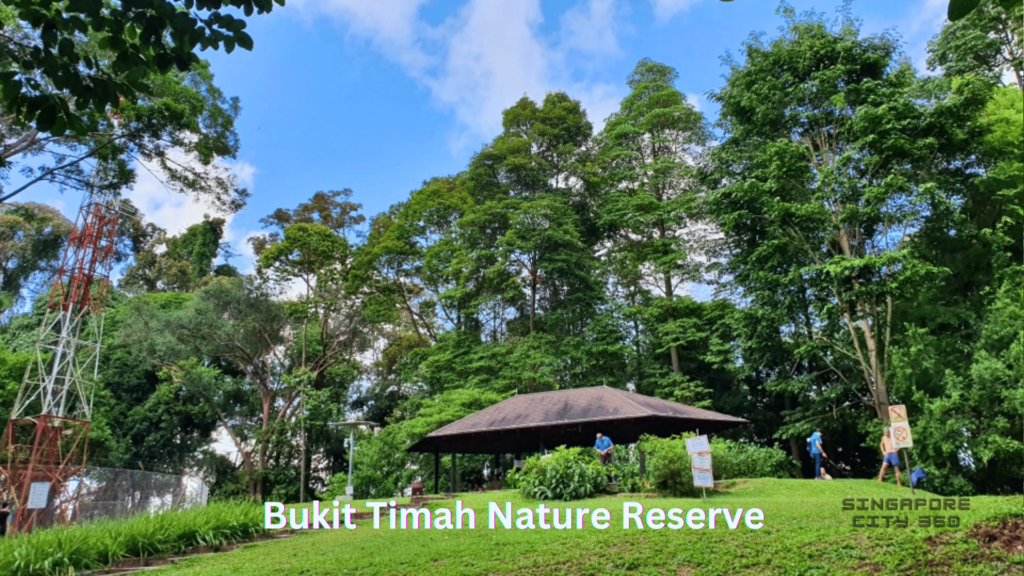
891,422,913,448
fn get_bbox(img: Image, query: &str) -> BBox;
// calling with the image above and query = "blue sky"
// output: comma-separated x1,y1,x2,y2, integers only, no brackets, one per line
25,0,948,277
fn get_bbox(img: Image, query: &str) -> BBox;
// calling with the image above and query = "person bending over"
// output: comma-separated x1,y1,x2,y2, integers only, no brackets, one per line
594,433,614,466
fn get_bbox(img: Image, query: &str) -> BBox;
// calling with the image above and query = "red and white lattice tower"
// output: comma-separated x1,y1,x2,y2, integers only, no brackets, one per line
0,188,125,533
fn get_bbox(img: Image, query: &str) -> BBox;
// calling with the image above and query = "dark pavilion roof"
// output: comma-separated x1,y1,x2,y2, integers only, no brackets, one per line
407,386,748,455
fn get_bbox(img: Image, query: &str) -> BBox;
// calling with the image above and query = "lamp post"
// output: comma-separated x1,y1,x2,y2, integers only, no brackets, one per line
328,420,376,499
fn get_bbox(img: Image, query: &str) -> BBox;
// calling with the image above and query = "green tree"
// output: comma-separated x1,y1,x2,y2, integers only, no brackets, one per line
0,202,72,311
255,193,372,499
928,0,1023,89
120,215,234,293
0,0,280,139
596,58,709,399
1,61,248,211
250,189,365,255
135,276,292,500
946,0,1022,22
346,388,505,499
707,9,990,423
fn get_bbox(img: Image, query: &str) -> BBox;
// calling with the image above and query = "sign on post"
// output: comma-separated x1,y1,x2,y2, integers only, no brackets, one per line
889,405,909,424
685,435,710,454
691,452,713,470
891,422,914,448
26,481,50,509
692,468,714,488
687,435,713,493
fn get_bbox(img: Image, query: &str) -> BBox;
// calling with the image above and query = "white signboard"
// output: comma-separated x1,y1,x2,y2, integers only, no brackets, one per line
692,468,714,488
26,481,50,509
691,452,713,470
685,435,710,454
891,422,914,449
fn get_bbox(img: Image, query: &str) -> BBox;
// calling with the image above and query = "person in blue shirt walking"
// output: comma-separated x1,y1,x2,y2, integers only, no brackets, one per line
594,433,614,466
808,429,829,480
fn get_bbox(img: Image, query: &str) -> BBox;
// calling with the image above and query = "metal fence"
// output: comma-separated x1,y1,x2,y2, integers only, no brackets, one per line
1,466,208,530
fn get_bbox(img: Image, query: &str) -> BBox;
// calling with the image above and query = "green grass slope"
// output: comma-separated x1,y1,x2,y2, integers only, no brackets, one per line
156,479,1022,576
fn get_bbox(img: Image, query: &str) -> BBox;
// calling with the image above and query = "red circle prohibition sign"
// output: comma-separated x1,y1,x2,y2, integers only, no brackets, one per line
894,427,909,442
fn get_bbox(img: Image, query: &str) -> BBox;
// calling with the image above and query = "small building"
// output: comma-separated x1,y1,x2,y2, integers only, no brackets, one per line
407,385,748,492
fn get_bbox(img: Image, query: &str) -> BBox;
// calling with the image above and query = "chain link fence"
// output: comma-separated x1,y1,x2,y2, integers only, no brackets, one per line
1,466,208,529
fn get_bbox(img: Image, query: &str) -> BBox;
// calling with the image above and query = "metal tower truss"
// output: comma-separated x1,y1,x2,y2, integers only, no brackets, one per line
1,188,127,533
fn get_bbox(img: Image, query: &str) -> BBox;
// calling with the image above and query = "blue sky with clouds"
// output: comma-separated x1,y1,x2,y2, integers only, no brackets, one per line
23,0,949,276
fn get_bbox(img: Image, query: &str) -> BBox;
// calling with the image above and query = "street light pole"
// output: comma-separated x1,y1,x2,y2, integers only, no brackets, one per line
328,420,376,500
347,428,355,497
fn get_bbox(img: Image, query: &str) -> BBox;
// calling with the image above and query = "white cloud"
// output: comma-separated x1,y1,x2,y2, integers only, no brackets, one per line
425,0,551,145
560,0,623,57
126,154,260,271
903,0,947,73
294,0,628,152
647,0,702,23
684,91,702,112
128,157,219,236
290,0,434,70
229,159,258,193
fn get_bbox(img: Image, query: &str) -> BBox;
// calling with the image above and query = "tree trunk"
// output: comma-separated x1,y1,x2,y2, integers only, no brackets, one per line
664,273,681,374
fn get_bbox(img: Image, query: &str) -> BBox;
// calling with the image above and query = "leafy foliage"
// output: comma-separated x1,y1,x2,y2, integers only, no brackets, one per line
0,0,280,139
337,389,506,499
710,439,799,481
517,446,608,501
0,502,266,576
0,202,72,311
638,434,796,497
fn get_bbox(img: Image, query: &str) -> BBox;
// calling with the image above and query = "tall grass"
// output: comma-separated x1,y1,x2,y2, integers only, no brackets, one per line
0,502,267,576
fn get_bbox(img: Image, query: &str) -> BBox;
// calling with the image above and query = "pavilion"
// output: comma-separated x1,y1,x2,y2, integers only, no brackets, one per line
406,385,748,493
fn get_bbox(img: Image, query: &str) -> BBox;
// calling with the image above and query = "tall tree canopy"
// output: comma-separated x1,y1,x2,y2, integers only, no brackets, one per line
707,9,990,424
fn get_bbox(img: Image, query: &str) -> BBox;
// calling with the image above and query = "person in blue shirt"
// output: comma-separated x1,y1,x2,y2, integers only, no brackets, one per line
594,433,614,466
808,429,829,479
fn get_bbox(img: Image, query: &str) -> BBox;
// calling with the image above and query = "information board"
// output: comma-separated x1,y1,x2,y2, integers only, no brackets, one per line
691,469,714,488
691,452,713,470
26,481,49,509
685,435,710,454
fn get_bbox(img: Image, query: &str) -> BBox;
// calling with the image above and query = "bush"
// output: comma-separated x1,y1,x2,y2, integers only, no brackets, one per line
518,446,608,501
320,471,352,500
711,439,797,479
503,467,524,490
609,459,651,493
638,434,796,497
637,435,703,498
0,502,266,576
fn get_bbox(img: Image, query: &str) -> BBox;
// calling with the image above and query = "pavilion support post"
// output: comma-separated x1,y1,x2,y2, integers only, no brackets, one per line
434,452,440,494
493,454,500,481
639,450,647,476
450,452,458,493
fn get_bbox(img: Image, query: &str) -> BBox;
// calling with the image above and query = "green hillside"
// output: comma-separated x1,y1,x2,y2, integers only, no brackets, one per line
155,479,1022,576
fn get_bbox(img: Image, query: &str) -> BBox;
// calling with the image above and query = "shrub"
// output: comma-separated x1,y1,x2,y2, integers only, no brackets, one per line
320,471,352,500
0,502,266,576
503,467,524,490
518,446,608,501
609,459,651,493
637,435,703,498
711,439,797,479
638,434,797,497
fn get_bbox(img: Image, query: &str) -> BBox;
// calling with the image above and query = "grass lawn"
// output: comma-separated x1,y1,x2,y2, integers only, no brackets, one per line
155,479,1022,576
